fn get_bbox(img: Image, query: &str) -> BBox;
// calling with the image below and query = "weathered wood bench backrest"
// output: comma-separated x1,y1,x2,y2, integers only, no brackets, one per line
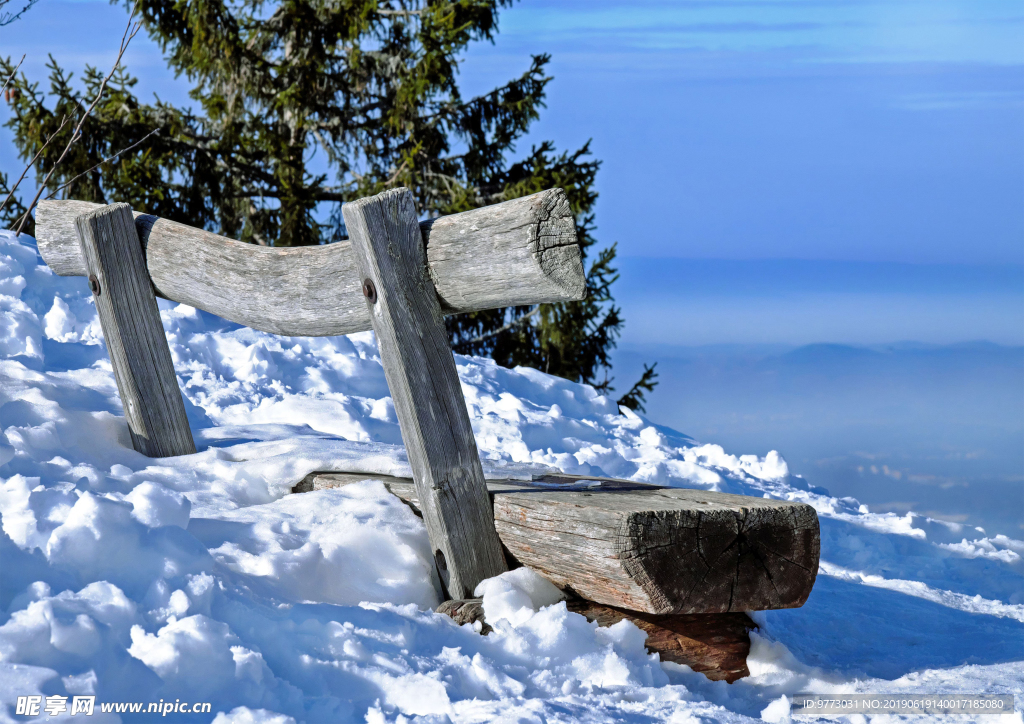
36,189,583,335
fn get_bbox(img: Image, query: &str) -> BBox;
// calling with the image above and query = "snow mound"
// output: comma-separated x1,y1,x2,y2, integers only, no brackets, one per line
0,230,1021,722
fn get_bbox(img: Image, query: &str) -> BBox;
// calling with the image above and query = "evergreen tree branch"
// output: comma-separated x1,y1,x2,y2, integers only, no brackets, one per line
0,173,29,228
45,128,160,200
616,363,659,414
452,306,541,353
4,0,641,390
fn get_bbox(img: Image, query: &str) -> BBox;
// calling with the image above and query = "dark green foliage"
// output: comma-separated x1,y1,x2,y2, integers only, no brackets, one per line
0,172,29,228
1,0,656,410
0,58,215,235
615,363,659,414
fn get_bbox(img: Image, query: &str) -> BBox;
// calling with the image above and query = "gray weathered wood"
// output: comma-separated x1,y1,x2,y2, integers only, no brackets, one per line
35,189,585,337
75,203,196,457
342,188,508,600
301,471,820,615
436,599,492,635
422,190,584,312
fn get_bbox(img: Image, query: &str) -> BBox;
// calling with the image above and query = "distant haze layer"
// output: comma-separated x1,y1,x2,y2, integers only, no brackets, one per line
614,341,1024,538
616,257,1024,346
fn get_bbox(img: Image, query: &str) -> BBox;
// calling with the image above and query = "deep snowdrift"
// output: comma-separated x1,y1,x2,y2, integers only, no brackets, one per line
0,230,1021,723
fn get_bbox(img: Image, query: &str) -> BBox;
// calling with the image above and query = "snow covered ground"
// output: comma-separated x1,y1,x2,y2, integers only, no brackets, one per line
0,229,1021,723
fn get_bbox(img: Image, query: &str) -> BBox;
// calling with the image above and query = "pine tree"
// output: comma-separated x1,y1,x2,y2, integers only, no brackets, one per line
1,0,657,410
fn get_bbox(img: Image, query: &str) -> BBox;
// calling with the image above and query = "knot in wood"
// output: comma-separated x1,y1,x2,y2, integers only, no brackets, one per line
88,274,101,296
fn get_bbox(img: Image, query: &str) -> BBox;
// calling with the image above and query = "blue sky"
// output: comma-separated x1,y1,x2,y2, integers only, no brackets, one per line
2,0,1022,343
454,0,1024,264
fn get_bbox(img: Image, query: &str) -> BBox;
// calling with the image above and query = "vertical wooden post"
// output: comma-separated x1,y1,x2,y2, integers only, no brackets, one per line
75,203,196,458
343,188,508,599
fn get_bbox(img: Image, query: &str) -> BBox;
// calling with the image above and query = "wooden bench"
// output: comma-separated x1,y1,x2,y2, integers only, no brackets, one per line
37,189,820,680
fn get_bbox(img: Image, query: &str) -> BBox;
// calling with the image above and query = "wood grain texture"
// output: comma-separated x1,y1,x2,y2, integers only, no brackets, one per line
74,203,196,457
300,471,820,614
564,600,755,683
495,485,819,614
436,596,754,683
422,189,585,312
342,188,508,600
35,189,585,337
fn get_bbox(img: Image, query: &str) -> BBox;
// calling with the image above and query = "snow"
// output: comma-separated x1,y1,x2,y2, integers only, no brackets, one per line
0,229,1021,723
474,569,565,628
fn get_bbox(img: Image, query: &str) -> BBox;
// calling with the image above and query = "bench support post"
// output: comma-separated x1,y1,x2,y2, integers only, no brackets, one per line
343,188,508,599
75,203,196,457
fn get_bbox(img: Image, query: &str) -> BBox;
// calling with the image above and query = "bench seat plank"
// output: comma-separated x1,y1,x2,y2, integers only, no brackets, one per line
297,472,820,615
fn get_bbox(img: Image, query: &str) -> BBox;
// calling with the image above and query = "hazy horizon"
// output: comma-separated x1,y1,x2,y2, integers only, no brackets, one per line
613,339,1023,539
614,256,1024,347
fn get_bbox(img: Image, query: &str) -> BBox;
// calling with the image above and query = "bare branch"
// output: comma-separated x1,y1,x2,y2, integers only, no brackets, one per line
246,200,269,246
376,9,422,16
0,0,38,26
12,2,143,233
384,158,409,187
311,127,339,165
0,115,72,217
45,128,161,200
0,54,25,97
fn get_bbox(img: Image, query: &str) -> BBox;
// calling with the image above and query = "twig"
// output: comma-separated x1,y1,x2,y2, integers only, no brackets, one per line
376,8,422,16
384,158,409,186
0,54,25,97
453,306,541,351
311,127,338,165
246,200,269,246
45,128,160,200
12,2,142,234
0,115,72,216
0,0,38,26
